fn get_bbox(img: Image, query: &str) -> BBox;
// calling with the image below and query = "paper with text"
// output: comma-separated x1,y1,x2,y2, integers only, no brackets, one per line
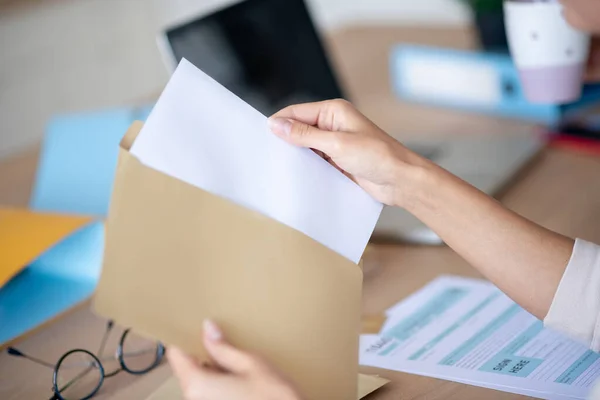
131,59,382,263
360,276,600,400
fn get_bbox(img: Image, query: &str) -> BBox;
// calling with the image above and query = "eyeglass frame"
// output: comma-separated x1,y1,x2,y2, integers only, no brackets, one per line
7,320,165,400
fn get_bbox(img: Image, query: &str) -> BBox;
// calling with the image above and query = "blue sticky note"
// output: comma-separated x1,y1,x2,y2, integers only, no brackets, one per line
0,222,104,344
30,105,153,216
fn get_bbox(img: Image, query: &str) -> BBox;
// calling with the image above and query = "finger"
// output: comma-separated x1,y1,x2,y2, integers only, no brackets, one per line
268,117,340,155
167,347,204,390
270,101,329,127
202,319,255,374
270,99,353,131
312,149,325,159
169,351,227,399
182,373,234,400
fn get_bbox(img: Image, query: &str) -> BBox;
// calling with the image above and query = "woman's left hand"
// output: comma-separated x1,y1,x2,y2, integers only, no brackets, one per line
168,320,302,400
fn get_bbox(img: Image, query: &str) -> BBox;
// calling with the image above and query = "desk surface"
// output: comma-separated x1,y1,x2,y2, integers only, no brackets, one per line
1,25,600,400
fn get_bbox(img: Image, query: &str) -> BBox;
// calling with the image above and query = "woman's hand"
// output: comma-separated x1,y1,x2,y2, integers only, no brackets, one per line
561,0,600,80
168,320,302,400
561,0,600,35
269,100,573,322
268,99,430,207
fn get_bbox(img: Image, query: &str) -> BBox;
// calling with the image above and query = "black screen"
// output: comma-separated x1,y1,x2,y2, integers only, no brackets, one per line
165,0,345,115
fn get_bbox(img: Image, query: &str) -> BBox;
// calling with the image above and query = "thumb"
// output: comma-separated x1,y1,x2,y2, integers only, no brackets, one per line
268,117,338,155
202,319,254,373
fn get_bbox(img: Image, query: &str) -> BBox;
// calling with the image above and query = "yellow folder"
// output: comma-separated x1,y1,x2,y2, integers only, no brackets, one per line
0,207,91,288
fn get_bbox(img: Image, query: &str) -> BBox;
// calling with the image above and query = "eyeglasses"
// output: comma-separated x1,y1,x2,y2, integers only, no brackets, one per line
7,320,165,400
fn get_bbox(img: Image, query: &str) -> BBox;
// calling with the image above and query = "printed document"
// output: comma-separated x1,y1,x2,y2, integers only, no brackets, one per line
131,59,382,263
360,276,600,400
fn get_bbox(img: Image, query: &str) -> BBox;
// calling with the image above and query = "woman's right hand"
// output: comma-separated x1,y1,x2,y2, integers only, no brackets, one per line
269,99,574,322
268,99,430,208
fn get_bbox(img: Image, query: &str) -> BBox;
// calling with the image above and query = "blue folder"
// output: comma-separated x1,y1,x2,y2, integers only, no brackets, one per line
0,222,104,344
390,45,600,125
1,104,152,345
30,105,153,216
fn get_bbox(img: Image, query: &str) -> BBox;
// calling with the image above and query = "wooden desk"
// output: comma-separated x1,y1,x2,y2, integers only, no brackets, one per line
1,26,600,400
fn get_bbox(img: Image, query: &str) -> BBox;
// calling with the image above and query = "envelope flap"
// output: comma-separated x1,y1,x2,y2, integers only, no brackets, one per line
119,120,144,151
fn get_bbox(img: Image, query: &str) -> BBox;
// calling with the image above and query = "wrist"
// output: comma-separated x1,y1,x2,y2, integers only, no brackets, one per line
389,150,442,211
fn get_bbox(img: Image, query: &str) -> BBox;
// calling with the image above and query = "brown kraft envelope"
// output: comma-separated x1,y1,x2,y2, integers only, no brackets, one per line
145,374,390,400
94,122,380,400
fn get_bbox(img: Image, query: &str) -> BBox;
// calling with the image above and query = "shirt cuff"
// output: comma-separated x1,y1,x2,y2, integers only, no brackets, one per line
544,239,600,351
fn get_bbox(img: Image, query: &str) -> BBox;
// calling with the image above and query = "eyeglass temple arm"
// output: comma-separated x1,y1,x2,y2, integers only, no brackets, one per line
97,320,115,357
7,347,55,369
56,364,97,395
9,349,65,400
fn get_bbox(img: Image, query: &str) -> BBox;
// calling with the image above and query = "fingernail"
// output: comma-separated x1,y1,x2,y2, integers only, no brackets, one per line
268,117,292,136
203,319,222,341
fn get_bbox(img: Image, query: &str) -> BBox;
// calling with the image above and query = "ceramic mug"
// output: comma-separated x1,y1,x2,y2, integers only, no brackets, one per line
504,0,591,104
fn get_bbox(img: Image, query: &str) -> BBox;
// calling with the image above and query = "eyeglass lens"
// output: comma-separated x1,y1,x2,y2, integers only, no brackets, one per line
54,350,103,400
119,329,163,374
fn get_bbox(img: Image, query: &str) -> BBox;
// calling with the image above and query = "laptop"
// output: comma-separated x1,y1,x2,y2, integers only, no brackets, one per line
157,0,544,245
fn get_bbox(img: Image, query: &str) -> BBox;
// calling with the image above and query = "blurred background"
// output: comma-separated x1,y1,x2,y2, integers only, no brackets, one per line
2,2,600,393
0,0,478,160
4,0,599,241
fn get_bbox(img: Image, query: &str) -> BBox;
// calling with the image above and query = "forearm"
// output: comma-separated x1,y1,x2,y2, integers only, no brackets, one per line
401,160,574,320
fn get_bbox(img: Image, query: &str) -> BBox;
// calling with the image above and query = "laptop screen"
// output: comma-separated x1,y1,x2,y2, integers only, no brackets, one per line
163,0,344,116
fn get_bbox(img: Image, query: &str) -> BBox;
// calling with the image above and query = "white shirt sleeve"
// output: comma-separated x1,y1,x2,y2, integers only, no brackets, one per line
544,239,600,352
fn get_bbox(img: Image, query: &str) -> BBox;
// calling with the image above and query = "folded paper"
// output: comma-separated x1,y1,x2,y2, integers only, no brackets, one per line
130,59,382,263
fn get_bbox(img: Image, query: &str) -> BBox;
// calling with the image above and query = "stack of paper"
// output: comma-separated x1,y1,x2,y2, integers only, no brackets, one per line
130,59,382,263
360,276,600,400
